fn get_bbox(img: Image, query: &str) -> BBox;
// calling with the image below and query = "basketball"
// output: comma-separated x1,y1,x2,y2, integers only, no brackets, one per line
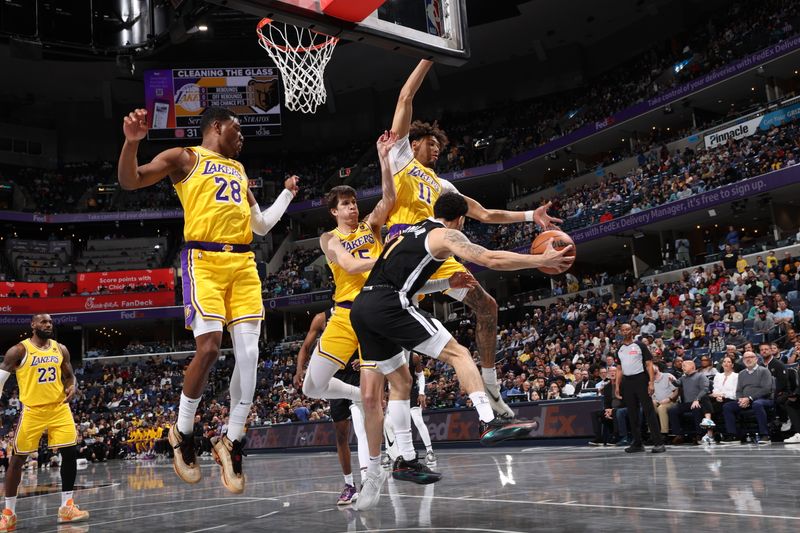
531,230,575,275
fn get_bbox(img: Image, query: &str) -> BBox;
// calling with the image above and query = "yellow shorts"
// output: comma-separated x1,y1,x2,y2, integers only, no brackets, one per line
13,402,77,455
318,305,358,369
430,256,468,280
180,248,263,329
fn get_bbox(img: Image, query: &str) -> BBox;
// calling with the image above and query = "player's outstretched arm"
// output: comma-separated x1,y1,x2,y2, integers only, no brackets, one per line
0,344,24,398
294,312,327,390
249,176,300,235
320,233,376,274
118,109,189,190
429,228,573,271
59,343,78,403
391,60,433,139
366,130,398,232
462,196,562,228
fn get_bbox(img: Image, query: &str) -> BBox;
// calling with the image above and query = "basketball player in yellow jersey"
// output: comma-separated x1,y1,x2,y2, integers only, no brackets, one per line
299,131,397,408
389,60,563,421
0,314,88,531
118,106,299,494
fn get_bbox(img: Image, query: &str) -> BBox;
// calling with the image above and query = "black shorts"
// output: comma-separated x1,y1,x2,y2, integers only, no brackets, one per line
351,289,453,373
329,365,360,422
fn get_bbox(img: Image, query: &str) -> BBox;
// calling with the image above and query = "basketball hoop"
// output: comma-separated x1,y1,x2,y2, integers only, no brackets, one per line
256,18,339,114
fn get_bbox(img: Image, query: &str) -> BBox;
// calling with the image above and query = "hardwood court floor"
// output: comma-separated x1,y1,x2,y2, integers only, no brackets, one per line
7,443,800,532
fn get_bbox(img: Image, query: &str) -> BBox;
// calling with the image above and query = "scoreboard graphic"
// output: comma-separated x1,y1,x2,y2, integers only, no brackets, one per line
144,67,283,140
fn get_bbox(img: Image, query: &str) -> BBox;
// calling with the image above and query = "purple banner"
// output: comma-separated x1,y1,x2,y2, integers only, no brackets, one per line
245,398,601,450
0,306,183,327
569,165,800,244
0,210,184,224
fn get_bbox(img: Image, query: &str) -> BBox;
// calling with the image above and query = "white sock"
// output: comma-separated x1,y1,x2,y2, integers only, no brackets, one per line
178,393,201,434
410,407,432,449
481,367,498,387
61,491,73,506
388,400,415,461
469,391,495,423
360,467,367,483
5,497,15,513
344,473,354,486
368,455,381,475
227,401,250,442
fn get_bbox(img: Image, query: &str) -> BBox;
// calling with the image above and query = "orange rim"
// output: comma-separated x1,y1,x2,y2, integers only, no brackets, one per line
256,17,338,53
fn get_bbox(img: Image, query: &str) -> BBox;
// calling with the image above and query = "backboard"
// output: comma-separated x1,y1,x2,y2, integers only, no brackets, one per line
207,0,470,66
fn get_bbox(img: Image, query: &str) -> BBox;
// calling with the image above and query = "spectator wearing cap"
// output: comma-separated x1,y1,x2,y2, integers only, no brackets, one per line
706,312,727,336
753,308,775,337
721,350,774,444
725,326,747,349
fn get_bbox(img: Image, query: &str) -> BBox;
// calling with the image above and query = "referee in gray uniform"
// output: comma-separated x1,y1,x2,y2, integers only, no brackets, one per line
614,323,666,453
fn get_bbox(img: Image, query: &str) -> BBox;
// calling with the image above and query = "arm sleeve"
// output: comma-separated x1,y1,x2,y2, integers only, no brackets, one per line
439,178,459,194
414,278,450,295
251,189,294,236
416,372,426,394
389,135,414,175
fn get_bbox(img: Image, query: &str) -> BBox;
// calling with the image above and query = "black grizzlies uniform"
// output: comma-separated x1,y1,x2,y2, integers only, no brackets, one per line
351,219,454,368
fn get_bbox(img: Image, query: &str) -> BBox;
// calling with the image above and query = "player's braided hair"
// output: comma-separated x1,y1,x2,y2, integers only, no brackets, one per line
325,185,357,219
408,120,448,147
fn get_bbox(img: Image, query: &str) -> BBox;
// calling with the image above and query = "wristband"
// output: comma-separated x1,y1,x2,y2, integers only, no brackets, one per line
524,210,534,222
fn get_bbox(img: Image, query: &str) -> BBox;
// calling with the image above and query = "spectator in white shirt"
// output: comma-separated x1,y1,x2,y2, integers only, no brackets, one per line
704,355,739,439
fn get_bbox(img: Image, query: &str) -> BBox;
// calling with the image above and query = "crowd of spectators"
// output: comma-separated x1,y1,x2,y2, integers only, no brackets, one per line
262,246,329,299
0,242,798,463
2,0,797,218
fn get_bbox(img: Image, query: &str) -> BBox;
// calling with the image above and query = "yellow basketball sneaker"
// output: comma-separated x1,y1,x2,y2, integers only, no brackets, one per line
168,425,201,484
0,508,16,532
211,435,246,494
57,499,89,523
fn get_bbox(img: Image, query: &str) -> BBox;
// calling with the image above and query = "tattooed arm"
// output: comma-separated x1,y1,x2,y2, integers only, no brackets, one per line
426,228,573,271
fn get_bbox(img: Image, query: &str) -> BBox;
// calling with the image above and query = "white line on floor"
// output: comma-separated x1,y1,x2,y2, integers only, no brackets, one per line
332,527,525,533
186,524,228,533
369,492,800,521
257,510,279,518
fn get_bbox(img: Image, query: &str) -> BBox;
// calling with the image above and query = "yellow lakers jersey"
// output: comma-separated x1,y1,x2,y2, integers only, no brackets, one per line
386,158,448,231
17,339,65,406
174,146,252,245
328,222,382,302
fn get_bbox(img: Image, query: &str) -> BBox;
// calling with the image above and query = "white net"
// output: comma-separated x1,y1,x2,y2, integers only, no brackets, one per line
256,19,339,114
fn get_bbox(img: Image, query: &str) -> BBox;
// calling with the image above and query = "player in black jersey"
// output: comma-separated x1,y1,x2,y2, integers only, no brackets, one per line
295,311,368,506
351,192,573,510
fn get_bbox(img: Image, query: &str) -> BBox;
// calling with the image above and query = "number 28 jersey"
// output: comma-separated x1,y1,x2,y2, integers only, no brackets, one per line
385,135,458,239
17,339,65,406
174,146,252,245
